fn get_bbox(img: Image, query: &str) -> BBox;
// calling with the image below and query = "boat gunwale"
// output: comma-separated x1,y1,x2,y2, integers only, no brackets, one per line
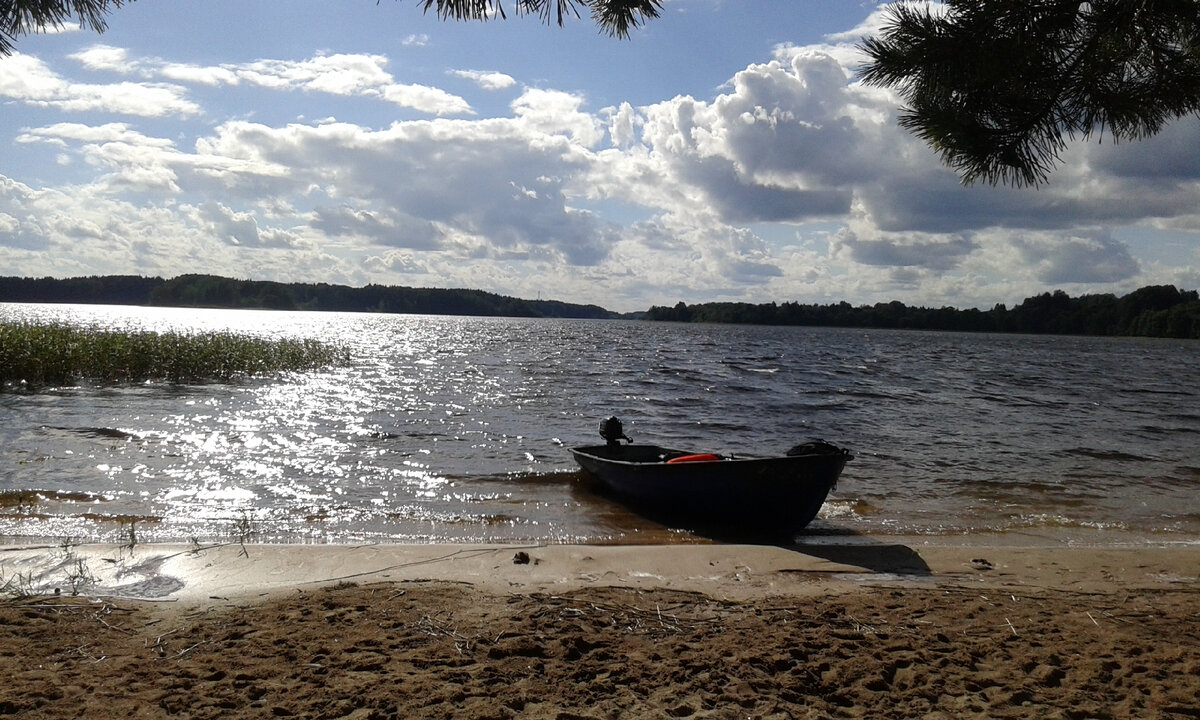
570,444,852,468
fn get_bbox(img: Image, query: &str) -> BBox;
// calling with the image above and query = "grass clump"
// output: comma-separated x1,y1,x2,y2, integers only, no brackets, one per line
0,570,36,600
0,321,350,390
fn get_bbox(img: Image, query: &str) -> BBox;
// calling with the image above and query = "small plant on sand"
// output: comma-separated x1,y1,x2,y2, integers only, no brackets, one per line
231,510,257,557
64,558,97,597
0,570,36,600
122,519,138,554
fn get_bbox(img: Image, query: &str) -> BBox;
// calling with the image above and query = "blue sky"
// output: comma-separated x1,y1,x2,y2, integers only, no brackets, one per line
1,0,1198,312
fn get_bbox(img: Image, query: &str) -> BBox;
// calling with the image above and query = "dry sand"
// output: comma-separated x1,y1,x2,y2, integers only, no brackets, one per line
2,538,1199,719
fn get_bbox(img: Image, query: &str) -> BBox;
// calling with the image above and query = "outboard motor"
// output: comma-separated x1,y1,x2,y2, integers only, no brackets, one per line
599,416,632,446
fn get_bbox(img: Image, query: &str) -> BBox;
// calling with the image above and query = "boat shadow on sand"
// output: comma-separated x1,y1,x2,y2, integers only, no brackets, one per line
678,522,933,577
571,471,932,577
780,535,933,577
591,494,933,577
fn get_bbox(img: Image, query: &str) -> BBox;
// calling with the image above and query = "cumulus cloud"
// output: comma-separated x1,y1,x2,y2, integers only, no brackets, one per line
831,228,977,271
197,202,303,248
449,69,517,91
511,88,604,147
620,51,884,227
16,121,175,148
0,52,200,117
1012,231,1141,284
3,7,1199,311
177,112,616,266
607,102,637,148
16,121,299,195
235,54,471,115
1084,120,1200,182
378,83,473,115
310,206,441,250
67,46,472,115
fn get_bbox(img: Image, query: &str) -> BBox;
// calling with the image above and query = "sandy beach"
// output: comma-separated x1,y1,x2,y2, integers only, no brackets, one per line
2,538,1199,719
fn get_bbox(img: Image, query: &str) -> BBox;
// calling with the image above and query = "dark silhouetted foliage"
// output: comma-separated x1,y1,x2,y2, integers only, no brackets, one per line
861,1,1200,187
646,285,1200,339
1,0,130,55
414,0,662,38
0,274,613,319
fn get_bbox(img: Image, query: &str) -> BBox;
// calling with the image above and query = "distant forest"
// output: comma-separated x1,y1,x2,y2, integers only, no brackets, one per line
0,274,614,319
647,285,1200,339
4,275,1199,339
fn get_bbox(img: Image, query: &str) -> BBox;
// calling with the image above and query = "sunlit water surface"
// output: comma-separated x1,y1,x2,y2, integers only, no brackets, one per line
2,303,1198,546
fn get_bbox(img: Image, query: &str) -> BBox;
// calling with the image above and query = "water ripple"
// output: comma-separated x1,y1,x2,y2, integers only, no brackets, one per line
1,305,1199,544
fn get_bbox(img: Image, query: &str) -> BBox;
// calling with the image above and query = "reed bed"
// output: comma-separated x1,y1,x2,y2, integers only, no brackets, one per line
0,321,349,389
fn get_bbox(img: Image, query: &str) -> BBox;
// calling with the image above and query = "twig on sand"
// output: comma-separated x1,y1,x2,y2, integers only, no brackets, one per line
168,641,208,660
846,613,880,634
68,644,106,663
147,627,181,657
536,593,727,636
95,613,133,635
415,614,473,653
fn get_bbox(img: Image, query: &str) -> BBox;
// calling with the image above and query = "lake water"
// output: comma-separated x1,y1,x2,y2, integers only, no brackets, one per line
2,303,1199,547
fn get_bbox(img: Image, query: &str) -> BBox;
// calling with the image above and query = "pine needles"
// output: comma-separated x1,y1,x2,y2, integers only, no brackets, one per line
860,0,1200,187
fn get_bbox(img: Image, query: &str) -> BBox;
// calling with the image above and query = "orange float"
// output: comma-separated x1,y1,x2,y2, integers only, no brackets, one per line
666,453,722,464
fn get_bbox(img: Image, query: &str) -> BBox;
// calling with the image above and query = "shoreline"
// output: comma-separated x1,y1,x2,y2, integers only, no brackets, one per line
4,535,1198,604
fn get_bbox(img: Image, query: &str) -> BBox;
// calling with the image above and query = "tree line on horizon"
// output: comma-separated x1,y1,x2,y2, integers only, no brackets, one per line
646,285,1200,340
0,274,613,320
4,274,1200,339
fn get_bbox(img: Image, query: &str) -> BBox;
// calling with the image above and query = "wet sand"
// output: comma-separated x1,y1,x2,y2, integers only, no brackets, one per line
2,539,1199,718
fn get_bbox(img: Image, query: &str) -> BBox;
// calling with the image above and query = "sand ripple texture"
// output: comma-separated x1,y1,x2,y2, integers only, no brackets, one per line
3,581,1199,719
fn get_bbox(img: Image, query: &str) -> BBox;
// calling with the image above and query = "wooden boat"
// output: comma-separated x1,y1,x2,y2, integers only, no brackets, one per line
571,418,852,535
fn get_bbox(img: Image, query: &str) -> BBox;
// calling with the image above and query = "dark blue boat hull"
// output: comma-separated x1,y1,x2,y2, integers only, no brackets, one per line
571,443,851,535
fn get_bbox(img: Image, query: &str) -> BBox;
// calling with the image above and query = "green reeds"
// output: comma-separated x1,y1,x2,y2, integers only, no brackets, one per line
0,321,349,389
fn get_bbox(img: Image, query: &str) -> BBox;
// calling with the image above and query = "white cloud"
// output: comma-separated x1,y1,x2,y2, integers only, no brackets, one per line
16,121,174,148
310,205,441,249
3,8,1199,311
0,52,200,117
69,45,129,71
238,53,392,94
619,50,890,229
65,46,473,115
197,201,304,248
379,83,473,115
449,69,517,91
72,44,237,85
16,122,184,192
607,101,637,148
511,88,604,147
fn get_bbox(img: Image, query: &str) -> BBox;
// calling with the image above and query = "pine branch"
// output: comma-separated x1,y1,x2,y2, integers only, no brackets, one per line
1,0,131,56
